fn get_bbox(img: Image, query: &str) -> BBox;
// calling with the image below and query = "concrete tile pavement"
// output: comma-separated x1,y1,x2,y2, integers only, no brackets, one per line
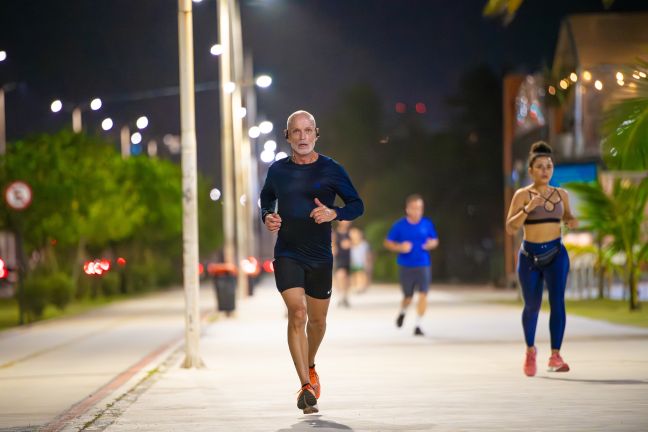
80,278,648,432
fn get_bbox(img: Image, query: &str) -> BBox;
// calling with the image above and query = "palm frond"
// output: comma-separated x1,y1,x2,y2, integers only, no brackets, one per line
602,60,648,170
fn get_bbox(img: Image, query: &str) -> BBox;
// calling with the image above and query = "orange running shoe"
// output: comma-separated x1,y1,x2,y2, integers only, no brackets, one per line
297,383,318,414
548,352,570,372
524,347,537,377
309,366,321,399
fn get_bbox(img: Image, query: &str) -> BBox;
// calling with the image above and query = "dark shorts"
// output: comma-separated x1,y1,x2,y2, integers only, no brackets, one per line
399,266,431,297
274,257,333,300
334,256,351,272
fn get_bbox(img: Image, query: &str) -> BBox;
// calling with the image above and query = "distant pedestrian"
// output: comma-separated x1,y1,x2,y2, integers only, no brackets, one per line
333,220,352,307
384,194,439,336
349,227,371,293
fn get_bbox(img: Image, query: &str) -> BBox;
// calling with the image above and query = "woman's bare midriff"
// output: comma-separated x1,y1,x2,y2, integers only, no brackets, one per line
523,223,561,243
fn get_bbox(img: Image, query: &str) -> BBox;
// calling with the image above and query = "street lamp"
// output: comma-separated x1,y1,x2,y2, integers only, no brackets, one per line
0,52,12,154
248,126,260,138
50,100,63,113
263,140,276,152
258,120,273,134
50,97,102,133
90,98,102,111
136,115,149,129
255,74,272,88
210,44,224,56
101,118,113,131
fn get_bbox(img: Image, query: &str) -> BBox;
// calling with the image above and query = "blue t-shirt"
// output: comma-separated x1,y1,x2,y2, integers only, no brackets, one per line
386,217,438,267
260,154,364,264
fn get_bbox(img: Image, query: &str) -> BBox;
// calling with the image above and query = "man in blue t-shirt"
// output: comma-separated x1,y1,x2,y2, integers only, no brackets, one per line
384,194,439,336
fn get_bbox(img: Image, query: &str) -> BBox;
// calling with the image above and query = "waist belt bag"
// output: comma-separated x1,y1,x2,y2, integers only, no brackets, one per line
521,245,560,268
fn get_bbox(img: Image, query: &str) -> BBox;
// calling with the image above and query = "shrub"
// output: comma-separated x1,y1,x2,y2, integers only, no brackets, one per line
49,272,74,310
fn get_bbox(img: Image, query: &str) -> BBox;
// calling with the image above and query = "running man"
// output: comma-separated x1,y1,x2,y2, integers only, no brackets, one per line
384,194,439,336
260,110,364,413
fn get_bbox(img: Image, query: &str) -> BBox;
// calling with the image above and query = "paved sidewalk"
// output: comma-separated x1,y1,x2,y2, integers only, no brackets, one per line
74,279,648,432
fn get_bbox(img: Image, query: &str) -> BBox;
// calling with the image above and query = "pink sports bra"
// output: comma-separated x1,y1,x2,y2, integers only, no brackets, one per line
524,188,564,225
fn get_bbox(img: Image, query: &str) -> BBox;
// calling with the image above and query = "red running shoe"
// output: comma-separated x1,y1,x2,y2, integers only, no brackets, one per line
309,366,321,399
524,347,537,377
548,352,570,372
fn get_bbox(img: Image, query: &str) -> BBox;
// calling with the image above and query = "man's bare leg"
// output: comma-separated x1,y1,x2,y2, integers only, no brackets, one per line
281,288,309,385
306,295,330,366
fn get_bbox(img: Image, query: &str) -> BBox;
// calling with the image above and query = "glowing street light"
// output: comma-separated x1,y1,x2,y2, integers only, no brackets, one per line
136,115,149,129
0,51,6,62
50,100,63,113
101,118,114,131
131,132,142,144
210,44,224,56
264,140,277,152
248,126,260,139
259,120,273,134
260,149,275,163
582,70,592,82
255,75,272,88
209,188,221,201
569,72,578,82
594,80,603,91
90,98,102,111
224,82,236,94
235,107,247,119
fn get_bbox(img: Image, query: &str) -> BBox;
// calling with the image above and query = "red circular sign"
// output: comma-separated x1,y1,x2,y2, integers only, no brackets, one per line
5,181,32,210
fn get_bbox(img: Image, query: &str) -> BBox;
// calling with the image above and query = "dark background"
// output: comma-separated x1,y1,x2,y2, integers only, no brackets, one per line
1,0,646,282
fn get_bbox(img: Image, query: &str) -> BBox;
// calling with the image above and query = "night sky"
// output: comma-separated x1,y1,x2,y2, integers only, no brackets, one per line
1,0,646,182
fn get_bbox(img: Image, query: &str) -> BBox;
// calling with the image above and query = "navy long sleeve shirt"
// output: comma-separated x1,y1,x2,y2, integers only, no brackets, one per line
260,154,364,264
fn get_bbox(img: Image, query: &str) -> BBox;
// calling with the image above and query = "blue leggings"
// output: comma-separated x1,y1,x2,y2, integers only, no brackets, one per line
517,238,570,350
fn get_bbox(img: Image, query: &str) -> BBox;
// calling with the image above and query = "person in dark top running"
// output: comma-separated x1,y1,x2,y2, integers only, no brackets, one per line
333,220,352,308
384,194,439,336
260,110,364,414
506,141,578,377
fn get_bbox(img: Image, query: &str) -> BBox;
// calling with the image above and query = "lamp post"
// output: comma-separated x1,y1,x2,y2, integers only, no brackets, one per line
101,115,148,158
51,97,102,133
0,50,9,155
0,84,15,156
178,0,203,369
217,0,237,275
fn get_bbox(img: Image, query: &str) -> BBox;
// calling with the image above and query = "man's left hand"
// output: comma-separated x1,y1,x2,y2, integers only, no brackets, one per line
423,238,439,250
310,198,338,224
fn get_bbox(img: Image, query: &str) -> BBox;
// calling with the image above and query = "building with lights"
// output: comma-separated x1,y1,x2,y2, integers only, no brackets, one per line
501,12,648,287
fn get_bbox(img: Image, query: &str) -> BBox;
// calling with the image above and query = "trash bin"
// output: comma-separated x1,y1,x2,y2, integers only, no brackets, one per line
209,263,237,313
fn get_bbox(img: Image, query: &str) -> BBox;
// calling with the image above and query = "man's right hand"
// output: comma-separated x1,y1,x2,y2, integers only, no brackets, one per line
400,241,413,254
264,213,282,232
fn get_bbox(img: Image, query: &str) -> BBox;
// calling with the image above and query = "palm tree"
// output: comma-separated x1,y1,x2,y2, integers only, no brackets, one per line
567,60,648,310
483,0,615,24
568,178,648,310
601,59,648,171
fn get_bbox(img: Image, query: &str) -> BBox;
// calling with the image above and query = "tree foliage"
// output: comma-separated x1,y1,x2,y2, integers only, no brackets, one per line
0,130,222,321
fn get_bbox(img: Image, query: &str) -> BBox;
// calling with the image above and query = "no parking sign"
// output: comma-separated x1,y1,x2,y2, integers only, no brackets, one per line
4,181,32,211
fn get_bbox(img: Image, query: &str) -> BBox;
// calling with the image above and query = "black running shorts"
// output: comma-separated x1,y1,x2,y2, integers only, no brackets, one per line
399,265,431,298
273,257,333,300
